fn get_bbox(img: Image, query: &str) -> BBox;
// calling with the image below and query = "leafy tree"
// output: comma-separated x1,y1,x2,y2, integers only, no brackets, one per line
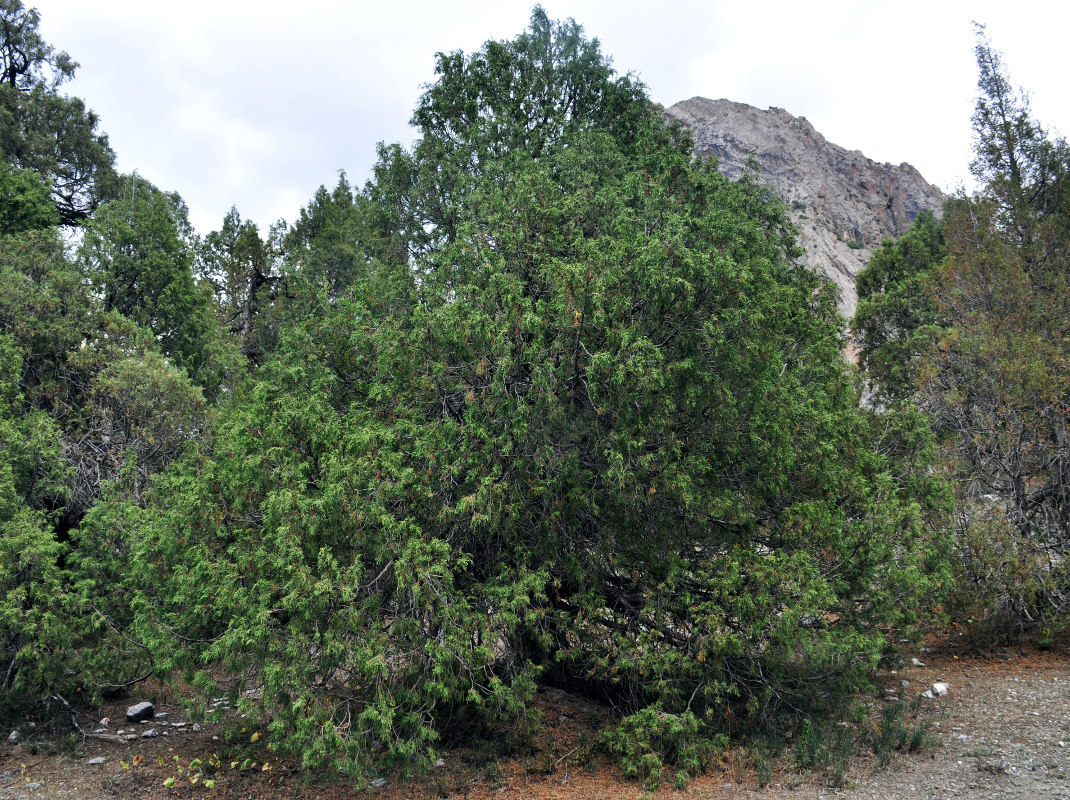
922,197,1069,632
855,30,1070,637
851,208,946,403
0,228,211,708
0,332,73,711
282,172,411,302
970,24,1070,253
79,177,241,395
131,10,949,781
199,206,278,358
0,0,117,224
0,158,55,234
0,229,89,416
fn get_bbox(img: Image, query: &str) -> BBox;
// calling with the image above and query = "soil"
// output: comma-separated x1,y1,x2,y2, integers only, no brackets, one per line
2,633,1067,800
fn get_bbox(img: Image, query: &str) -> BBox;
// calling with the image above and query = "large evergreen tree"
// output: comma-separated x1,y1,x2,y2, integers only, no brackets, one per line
128,10,948,781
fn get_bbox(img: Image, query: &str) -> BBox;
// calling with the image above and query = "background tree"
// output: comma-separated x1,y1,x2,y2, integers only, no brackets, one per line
0,0,116,224
0,158,55,234
79,176,240,395
0,332,74,710
851,208,947,404
854,30,1070,639
199,206,278,359
0,226,212,712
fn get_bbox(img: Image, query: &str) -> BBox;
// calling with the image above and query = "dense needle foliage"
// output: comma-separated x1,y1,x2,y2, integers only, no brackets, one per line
0,4,961,787
112,10,949,779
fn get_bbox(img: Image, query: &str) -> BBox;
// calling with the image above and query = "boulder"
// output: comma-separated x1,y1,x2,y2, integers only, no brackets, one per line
126,701,155,722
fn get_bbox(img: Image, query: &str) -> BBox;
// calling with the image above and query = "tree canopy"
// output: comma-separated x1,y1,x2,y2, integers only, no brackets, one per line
112,10,949,782
853,28,1070,638
0,5,965,788
0,0,116,224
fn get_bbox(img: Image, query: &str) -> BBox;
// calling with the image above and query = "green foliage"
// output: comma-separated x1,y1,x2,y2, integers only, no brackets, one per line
0,159,56,234
854,30,1070,638
0,0,117,224
868,700,937,769
792,717,853,786
199,206,279,360
0,332,73,710
79,177,242,395
603,705,717,788
0,229,86,411
924,197,1070,635
852,208,947,403
970,24,1070,244
0,226,211,707
124,9,949,782
284,172,403,297
923,36,1070,633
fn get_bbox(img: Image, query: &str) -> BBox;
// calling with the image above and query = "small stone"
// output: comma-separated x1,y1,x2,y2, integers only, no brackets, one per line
87,757,106,766
921,690,935,699
911,657,926,667
99,717,110,728
92,728,106,734
900,680,911,688
6,730,18,743
141,728,159,739
25,782,41,791
192,723,201,732
434,758,446,768
369,777,387,788
125,735,137,741
931,682,949,697
126,701,155,722
171,722,186,729
154,712,169,721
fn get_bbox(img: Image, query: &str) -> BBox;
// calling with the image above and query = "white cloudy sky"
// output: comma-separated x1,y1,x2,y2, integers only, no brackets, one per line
33,0,1070,236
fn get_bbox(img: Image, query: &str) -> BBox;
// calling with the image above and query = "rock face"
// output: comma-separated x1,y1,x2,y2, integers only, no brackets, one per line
665,97,945,318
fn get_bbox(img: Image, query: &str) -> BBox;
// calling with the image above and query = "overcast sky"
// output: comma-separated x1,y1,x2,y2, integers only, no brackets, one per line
33,0,1070,236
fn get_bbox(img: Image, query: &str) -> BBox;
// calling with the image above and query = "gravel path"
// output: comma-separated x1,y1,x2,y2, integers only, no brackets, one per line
754,649,1070,800
1,646,1067,800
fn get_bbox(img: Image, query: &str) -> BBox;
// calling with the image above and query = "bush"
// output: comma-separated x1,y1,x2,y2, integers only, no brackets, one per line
604,706,721,788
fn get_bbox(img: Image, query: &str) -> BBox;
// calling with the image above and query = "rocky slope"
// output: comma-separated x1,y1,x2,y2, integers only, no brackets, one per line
666,97,945,318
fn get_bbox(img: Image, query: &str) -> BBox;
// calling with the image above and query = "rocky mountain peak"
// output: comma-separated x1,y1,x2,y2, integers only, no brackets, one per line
665,97,944,318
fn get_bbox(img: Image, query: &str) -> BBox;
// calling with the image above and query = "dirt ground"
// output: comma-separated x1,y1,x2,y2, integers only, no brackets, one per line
2,633,1067,800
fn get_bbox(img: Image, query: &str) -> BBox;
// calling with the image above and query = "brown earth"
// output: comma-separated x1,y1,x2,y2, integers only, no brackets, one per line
2,633,1067,800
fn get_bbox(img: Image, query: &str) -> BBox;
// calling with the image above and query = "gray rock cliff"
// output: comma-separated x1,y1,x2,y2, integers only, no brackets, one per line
665,97,944,318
